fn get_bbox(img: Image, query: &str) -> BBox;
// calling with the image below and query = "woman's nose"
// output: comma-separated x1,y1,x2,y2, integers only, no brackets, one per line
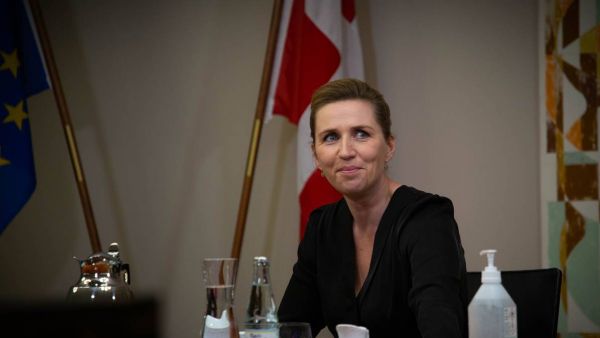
339,137,356,158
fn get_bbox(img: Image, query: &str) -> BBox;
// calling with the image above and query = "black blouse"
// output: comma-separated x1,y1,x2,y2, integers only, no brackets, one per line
278,185,468,338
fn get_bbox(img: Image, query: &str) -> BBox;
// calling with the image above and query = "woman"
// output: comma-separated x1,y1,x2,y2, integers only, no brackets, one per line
278,79,468,338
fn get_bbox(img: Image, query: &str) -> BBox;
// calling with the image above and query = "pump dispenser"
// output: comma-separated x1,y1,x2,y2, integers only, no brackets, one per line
481,249,501,283
468,249,517,338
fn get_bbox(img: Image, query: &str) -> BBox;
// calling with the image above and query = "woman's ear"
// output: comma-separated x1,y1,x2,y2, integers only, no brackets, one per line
386,135,396,162
311,143,321,170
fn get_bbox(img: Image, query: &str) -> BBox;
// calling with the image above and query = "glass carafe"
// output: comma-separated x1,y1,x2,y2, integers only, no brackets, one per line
201,258,239,338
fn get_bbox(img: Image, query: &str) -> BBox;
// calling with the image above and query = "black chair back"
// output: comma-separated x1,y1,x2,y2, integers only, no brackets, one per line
467,268,562,338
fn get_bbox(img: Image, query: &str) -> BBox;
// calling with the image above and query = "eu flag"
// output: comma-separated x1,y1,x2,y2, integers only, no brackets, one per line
0,0,50,233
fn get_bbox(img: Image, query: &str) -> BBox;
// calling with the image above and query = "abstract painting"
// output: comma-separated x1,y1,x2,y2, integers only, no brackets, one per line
542,0,600,337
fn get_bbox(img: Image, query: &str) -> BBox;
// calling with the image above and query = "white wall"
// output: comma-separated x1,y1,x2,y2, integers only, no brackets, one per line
360,0,540,271
0,1,539,338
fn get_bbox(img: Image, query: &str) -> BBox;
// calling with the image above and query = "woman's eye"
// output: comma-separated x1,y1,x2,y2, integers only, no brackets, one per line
323,133,338,143
355,130,370,139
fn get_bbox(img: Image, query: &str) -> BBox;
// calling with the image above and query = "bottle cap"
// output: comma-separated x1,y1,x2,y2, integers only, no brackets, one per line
480,249,501,283
254,256,270,266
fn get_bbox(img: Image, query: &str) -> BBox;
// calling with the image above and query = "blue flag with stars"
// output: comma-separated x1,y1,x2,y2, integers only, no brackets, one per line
0,0,50,233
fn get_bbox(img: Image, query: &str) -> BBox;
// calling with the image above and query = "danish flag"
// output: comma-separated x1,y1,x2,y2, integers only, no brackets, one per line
265,0,364,238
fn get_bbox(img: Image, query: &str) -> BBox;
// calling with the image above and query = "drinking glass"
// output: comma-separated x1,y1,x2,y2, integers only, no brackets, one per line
201,258,239,338
239,322,311,338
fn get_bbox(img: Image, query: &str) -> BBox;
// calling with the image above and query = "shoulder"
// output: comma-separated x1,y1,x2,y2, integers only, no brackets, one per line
393,185,458,238
306,196,349,224
395,185,455,216
303,198,346,238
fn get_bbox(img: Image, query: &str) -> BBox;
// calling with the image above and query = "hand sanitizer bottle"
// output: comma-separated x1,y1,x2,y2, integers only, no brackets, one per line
468,249,517,338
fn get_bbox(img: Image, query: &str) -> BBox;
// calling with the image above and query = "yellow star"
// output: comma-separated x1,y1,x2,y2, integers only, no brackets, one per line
0,48,20,78
0,155,9,167
3,101,28,130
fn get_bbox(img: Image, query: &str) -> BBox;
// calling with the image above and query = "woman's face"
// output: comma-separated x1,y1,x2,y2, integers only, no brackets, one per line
313,99,394,199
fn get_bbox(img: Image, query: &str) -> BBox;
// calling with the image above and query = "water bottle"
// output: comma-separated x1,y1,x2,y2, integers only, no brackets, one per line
468,249,517,338
242,257,278,338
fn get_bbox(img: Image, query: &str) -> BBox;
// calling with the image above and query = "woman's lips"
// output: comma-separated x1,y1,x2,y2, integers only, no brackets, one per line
337,166,361,174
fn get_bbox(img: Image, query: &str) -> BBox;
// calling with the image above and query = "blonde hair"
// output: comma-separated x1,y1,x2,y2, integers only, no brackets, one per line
310,78,391,143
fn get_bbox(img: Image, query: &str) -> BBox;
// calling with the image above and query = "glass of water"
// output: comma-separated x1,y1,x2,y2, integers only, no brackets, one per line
239,322,311,338
201,258,239,338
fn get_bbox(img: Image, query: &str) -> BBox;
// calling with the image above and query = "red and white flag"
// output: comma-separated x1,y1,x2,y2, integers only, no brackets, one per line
266,0,364,238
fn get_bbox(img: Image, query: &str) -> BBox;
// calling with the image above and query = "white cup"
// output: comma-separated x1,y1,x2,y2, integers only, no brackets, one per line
335,324,369,338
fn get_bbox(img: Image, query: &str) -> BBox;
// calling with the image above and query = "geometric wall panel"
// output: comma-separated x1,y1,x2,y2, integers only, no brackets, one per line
542,1,600,337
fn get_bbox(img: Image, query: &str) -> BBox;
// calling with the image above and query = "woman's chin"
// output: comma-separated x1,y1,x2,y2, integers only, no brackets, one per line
335,183,368,198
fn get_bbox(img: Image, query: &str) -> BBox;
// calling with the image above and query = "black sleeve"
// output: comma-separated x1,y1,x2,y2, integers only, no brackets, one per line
404,198,468,338
278,210,326,337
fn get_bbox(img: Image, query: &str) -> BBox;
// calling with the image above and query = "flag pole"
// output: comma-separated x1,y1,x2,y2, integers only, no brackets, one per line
28,0,102,253
231,0,284,260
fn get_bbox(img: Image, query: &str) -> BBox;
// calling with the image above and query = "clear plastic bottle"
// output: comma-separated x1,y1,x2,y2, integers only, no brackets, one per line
468,250,517,338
